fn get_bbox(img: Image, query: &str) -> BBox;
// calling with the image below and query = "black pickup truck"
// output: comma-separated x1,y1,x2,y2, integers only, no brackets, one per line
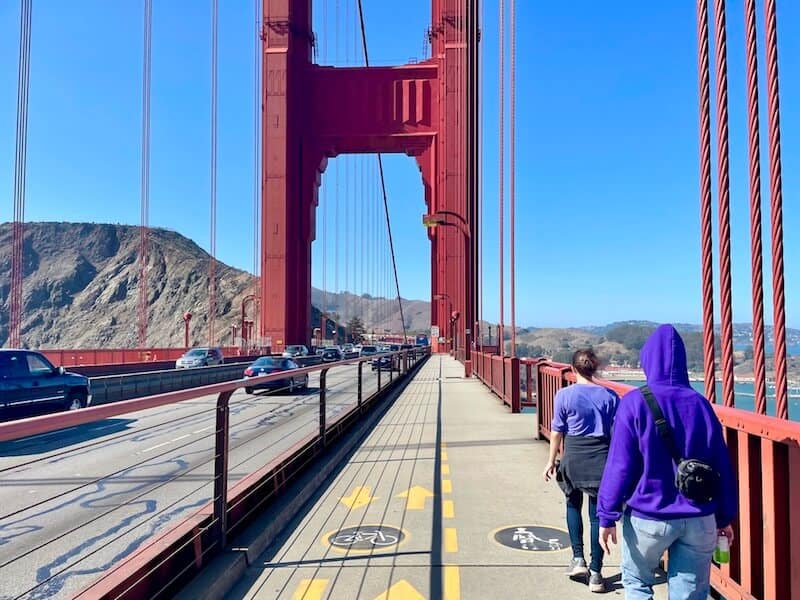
0,350,92,416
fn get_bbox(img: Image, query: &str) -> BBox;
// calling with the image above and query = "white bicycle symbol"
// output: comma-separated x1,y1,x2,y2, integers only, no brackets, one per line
331,529,400,547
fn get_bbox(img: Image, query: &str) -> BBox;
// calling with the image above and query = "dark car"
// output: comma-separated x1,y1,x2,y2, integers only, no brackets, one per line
371,344,402,371
243,357,309,394
360,345,378,357
320,348,343,363
0,350,92,415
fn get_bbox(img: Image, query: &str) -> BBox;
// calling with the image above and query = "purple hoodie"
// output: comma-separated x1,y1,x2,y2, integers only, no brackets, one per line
597,324,737,528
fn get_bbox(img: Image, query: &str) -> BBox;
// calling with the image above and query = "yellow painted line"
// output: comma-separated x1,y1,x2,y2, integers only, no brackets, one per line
443,499,455,519
444,528,459,553
441,450,449,461
441,464,450,475
373,580,425,600
444,565,461,600
441,442,447,448
442,479,453,494
292,578,328,600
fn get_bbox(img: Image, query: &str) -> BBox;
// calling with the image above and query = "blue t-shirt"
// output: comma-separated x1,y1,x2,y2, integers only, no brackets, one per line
551,383,619,437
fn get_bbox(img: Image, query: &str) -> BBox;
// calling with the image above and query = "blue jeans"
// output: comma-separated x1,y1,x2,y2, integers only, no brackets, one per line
566,489,603,572
621,513,717,600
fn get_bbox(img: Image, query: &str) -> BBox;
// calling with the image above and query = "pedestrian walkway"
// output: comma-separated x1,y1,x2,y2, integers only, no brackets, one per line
223,355,667,599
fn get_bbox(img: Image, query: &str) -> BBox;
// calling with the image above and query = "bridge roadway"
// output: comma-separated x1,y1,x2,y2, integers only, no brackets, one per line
0,364,382,600
187,355,670,600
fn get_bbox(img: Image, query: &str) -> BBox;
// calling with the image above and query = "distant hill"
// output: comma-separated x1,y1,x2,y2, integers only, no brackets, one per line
0,222,430,349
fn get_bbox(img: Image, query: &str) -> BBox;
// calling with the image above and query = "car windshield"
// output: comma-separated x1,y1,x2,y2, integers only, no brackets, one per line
286,346,303,352
252,357,280,368
323,349,337,355
185,349,207,357
361,346,377,353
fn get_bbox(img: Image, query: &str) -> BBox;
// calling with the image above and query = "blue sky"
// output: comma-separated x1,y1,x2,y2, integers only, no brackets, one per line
1,1,798,328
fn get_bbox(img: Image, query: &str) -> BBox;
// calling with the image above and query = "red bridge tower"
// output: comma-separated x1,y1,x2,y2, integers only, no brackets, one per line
260,0,479,355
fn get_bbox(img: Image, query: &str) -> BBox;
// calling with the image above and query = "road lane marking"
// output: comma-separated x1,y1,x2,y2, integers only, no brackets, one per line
192,426,213,435
441,450,449,461
442,464,450,475
444,565,461,600
443,499,455,519
292,578,328,600
444,528,459,553
141,433,192,454
442,479,452,494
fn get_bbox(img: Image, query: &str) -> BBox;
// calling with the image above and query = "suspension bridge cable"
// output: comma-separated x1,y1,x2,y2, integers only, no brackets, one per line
509,0,516,357
10,0,32,349
356,0,408,343
252,0,262,343
209,0,219,346
138,0,153,348
498,0,506,357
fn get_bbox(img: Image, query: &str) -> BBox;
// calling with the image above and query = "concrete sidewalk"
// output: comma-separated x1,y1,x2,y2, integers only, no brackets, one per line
224,355,667,599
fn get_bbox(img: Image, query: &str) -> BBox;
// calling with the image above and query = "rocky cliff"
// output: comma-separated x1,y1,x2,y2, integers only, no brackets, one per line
0,222,431,348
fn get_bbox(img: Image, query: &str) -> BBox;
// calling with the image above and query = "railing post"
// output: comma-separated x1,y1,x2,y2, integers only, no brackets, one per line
377,363,382,392
212,390,233,550
509,357,521,414
319,368,328,446
533,363,544,440
526,362,534,406
357,361,363,414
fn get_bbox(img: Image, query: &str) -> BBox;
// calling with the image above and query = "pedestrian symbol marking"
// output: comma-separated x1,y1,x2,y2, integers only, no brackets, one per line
493,525,570,552
326,525,405,551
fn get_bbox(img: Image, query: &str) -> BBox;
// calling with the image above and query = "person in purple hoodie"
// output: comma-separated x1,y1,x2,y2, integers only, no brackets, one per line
597,324,737,599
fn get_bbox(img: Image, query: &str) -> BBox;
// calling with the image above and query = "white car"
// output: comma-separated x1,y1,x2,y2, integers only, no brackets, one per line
175,347,224,369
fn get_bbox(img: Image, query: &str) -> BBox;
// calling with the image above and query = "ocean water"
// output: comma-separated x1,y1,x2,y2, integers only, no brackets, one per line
619,379,800,422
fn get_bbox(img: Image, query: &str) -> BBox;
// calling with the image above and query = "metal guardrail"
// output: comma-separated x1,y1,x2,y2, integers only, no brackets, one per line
530,359,800,600
0,348,428,599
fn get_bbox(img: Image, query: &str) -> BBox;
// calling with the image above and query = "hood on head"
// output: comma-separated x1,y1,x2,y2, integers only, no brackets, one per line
640,324,691,386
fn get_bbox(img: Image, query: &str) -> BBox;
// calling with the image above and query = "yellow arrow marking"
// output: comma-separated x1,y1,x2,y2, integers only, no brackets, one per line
373,580,426,600
397,486,435,510
340,486,377,509
292,578,328,600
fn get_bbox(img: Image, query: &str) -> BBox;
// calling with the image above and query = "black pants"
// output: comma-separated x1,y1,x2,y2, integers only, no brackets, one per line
566,489,603,572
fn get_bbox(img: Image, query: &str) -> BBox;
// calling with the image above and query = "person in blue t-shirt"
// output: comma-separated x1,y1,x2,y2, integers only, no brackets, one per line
543,348,619,594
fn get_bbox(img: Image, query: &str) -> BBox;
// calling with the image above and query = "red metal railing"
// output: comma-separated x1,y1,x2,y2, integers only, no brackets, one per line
531,359,800,600
38,346,245,367
472,349,521,412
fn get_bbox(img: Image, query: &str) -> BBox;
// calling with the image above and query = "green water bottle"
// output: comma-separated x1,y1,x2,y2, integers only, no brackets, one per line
714,534,730,564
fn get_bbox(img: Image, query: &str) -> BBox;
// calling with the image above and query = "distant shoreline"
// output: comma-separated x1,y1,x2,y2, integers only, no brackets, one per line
601,369,800,387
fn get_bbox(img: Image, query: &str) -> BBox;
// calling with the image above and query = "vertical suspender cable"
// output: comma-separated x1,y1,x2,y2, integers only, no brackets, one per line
138,0,153,348
322,0,328,324
696,0,716,403
743,0,767,414
498,0,505,357
10,0,32,349
356,0,408,343
478,0,484,348
209,0,219,346
253,0,262,344
713,0,734,407
509,0,516,357
764,0,788,419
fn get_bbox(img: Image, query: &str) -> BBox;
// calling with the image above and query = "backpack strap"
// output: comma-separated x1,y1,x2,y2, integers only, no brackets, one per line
640,385,684,464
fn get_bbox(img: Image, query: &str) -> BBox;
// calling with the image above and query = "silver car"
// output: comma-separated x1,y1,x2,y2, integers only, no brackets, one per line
175,347,224,369
282,345,309,358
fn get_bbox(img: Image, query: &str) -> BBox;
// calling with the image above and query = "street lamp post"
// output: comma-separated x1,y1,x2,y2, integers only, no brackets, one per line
425,211,472,361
